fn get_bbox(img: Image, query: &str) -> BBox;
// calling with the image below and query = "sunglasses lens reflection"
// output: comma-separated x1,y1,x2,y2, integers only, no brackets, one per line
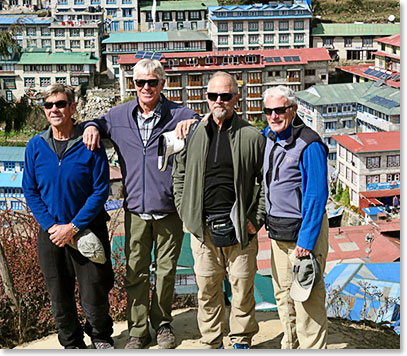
135,79,159,87
44,100,68,109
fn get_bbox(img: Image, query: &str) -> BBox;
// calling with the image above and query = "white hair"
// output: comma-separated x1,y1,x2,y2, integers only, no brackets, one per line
263,85,297,106
133,59,166,81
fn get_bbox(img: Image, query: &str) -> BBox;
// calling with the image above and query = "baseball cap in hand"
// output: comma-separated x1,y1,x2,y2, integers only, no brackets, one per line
290,252,321,302
157,130,185,172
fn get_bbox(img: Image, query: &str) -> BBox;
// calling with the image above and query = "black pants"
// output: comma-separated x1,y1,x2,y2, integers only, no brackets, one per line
37,212,114,348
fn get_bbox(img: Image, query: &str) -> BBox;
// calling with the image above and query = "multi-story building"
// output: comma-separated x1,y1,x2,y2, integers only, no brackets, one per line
118,47,330,122
208,1,312,51
103,31,210,79
0,51,20,101
0,146,25,212
312,23,400,61
296,82,400,164
332,131,400,209
139,0,218,32
339,33,400,89
0,0,44,11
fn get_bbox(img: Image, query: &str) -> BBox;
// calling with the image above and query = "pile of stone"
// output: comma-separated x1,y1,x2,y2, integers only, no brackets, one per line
76,87,118,123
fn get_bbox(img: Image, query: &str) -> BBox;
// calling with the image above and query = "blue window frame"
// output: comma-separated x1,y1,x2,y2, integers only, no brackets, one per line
109,21,120,32
4,162,15,171
0,201,7,210
122,8,132,17
123,20,134,31
11,201,22,211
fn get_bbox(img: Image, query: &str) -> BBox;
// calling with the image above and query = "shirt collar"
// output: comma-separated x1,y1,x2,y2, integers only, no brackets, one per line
269,123,293,141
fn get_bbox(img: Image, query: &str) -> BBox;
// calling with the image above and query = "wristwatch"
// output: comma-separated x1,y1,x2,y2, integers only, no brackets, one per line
71,223,80,234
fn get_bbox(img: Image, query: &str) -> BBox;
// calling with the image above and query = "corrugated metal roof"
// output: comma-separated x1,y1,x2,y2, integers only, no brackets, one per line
140,0,218,11
0,16,53,25
18,52,98,65
332,131,400,153
0,147,25,162
0,172,23,188
312,23,400,37
357,84,400,115
339,64,400,89
296,82,373,105
374,33,400,46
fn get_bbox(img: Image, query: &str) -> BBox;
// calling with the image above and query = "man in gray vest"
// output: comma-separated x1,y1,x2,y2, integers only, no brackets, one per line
263,85,329,349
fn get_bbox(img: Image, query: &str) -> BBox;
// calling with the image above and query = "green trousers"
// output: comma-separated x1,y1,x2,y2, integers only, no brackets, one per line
124,211,184,337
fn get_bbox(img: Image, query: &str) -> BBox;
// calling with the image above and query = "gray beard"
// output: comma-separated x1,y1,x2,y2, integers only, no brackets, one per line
212,107,227,119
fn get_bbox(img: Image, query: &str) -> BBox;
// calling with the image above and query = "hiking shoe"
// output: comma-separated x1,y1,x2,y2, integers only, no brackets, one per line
156,324,176,349
65,340,87,349
233,343,249,349
125,334,152,349
92,341,114,349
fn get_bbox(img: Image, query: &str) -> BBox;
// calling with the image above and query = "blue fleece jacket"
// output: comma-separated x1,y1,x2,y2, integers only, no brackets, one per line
22,125,109,231
269,124,328,250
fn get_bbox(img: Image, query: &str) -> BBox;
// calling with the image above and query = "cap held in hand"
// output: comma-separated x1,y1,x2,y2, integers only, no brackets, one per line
290,251,321,302
157,129,185,172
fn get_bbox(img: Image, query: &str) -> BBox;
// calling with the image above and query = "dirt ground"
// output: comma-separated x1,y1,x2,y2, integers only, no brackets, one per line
13,307,399,350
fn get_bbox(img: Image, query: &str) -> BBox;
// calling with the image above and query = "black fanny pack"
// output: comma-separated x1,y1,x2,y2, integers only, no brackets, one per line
207,213,238,247
266,215,302,242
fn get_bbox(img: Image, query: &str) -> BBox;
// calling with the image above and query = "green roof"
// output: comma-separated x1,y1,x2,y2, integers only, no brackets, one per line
297,82,373,105
103,31,209,44
140,0,218,11
312,23,400,37
358,85,400,116
18,52,98,65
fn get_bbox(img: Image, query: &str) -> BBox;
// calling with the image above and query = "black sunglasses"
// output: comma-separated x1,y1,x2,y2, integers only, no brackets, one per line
207,92,235,102
263,105,293,116
135,79,160,88
43,100,69,110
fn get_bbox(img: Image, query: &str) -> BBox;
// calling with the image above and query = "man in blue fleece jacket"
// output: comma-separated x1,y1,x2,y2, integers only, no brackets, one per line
262,85,329,349
22,84,114,349
82,59,200,349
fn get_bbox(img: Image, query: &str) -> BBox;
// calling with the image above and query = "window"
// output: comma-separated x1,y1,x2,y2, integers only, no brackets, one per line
42,39,51,47
4,162,15,171
122,0,131,3
294,33,304,43
264,21,274,31
366,175,380,184
3,78,15,89
218,22,228,32
189,11,201,20
55,29,65,37
245,56,257,64
248,22,258,32
124,20,134,31
305,69,315,76
71,65,84,72
223,56,239,65
323,37,334,47
112,56,119,65
41,27,51,36
233,22,243,32
387,155,400,167
106,9,117,17
177,22,184,30
122,8,132,17
56,40,66,48
339,145,346,158
352,171,357,184
294,20,304,30
279,34,289,44
233,35,243,45
91,0,100,3
366,156,380,169
218,36,228,46
70,28,80,37
40,77,51,87
56,77,67,85
24,77,35,87
186,58,198,66
324,122,336,131
362,37,373,47
106,0,116,3
176,12,185,21
84,40,93,48
339,163,344,175
344,37,352,47
84,29,94,37
387,173,400,182
279,21,289,31
346,167,350,180
110,21,120,32
162,11,172,21
205,57,215,65
328,152,337,161
341,120,352,129
74,0,84,4
26,27,36,36
70,40,80,48
56,65,67,72
0,201,7,210
0,64,14,72
248,34,259,44
264,34,274,44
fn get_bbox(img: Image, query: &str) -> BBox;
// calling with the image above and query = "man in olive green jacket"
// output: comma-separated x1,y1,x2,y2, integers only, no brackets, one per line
172,72,265,349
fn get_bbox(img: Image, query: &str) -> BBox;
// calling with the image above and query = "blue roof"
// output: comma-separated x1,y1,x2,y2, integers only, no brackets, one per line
362,206,385,216
0,146,25,162
0,16,53,25
0,172,23,188
325,262,400,333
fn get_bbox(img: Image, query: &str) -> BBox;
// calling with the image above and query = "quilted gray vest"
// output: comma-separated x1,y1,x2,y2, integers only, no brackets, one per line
264,116,328,219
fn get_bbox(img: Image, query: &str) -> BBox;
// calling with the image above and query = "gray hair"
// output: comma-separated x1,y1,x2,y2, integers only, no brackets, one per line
43,83,75,103
208,71,239,94
263,85,297,106
133,59,166,81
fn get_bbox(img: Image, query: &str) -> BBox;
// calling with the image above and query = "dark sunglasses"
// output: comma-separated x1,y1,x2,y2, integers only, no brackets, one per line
263,105,293,116
43,100,69,109
134,79,160,88
207,92,235,102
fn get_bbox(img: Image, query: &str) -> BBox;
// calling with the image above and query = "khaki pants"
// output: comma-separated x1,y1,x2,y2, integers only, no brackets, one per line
191,230,259,349
270,214,329,349
124,211,183,337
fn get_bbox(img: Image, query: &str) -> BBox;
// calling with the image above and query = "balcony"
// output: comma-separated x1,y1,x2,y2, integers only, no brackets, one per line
356,111,400,132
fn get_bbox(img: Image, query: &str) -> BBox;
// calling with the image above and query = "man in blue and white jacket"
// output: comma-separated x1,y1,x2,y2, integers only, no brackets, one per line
262,85,329,349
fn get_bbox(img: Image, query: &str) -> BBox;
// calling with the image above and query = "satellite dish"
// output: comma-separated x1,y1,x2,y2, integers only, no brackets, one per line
388,14,395,22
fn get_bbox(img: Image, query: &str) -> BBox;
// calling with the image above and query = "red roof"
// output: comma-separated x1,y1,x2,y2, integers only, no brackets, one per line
374,33,400,47
339,64,400,89
332,132,400,153
360,189,400,199
373,50,400,60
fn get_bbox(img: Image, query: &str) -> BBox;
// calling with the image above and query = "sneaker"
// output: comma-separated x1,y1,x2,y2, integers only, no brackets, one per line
156,324,176,349
92,341,114,349
233,343,249,349
125,334,152,349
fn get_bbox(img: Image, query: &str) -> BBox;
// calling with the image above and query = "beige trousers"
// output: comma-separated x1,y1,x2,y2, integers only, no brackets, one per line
191,230,259,349
270,214,329,349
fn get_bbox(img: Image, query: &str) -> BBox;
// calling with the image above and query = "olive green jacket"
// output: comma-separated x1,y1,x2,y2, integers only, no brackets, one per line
172,113,266,249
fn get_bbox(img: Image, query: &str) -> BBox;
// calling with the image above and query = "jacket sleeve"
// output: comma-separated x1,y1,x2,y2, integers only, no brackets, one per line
247,134,266,231
70,144,110,229
297,141,328,250
22,140,57,231
83,110,112,139
171,144,187,216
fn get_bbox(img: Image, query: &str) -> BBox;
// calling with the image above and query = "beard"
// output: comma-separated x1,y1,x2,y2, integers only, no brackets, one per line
212,107,228,119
